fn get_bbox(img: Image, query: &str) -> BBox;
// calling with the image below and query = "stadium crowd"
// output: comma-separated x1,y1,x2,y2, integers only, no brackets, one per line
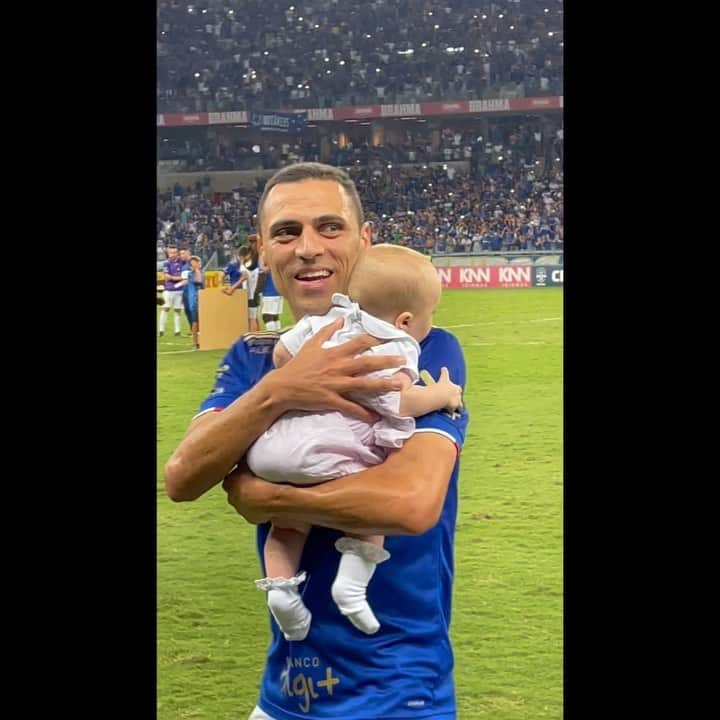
157,0,564,262
157,157,563,263
158,0,564,114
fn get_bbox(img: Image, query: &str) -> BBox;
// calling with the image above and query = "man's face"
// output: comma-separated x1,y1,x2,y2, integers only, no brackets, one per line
258,179,371,319
179,249,190,262
167,247,178,260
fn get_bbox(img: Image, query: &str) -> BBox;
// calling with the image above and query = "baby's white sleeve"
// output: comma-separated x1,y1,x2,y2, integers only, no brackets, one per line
280,317,313,356
369,338,420,382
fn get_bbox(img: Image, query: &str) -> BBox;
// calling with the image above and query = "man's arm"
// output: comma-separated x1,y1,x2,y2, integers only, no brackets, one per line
222,432,458,536
164,319,408,502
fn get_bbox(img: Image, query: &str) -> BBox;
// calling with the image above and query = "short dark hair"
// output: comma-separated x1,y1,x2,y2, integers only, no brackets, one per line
256,162,364,233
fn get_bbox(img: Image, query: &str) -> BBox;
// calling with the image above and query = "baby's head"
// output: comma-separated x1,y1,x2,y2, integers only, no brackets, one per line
347,244,441,342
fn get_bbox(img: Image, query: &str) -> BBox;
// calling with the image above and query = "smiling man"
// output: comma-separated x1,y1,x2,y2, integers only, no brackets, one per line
164,163,469,720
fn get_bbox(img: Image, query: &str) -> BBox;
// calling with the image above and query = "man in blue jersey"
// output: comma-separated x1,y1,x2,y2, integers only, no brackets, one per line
165,163,469,720
220,248,250,296
178,247,194,334
174,254,205,349
158,244,185,337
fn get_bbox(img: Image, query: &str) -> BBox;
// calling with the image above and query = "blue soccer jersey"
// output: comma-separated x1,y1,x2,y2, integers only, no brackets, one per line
197,327,469,719
186,270,205,316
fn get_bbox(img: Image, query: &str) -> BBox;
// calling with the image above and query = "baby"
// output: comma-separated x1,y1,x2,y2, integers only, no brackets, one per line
247,244,463,640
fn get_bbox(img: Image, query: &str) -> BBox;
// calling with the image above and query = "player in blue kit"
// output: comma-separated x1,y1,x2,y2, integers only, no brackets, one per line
174,255,205,349
220,248,250,296
165,163,469,720
178,247,197,335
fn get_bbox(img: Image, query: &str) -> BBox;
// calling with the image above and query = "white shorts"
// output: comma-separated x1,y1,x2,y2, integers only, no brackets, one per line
247,268,259,298
248,707,276,720
262,295,283,316
162,290,184,310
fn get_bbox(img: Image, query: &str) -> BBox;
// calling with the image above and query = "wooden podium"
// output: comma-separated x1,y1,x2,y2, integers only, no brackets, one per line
198,288,248,351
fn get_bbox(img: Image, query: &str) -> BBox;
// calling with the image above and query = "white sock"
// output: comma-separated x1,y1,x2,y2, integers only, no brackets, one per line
331,543,388,635
265,320,281,331
159,310,168,332
256,573,311,642
173,314,182,334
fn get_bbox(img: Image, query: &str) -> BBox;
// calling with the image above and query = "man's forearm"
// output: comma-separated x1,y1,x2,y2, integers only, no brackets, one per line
246,434,457,536
164,374,287,502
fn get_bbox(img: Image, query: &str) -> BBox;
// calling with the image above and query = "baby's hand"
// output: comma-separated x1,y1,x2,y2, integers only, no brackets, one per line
434,367,463,412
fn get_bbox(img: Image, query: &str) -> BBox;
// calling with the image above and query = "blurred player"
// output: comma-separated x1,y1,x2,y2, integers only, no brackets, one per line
178,247,194,333
174,255,206,349
158,244,184,337
260,263,283,331
220,247,250,297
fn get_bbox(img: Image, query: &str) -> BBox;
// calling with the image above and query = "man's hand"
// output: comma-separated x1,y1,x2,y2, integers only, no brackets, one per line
266,318,407,423
222,464,275,525
222,286,235,296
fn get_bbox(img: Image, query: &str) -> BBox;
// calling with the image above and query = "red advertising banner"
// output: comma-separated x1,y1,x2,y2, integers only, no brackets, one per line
435,265,533,289
158,96,562,127
157,113,209,126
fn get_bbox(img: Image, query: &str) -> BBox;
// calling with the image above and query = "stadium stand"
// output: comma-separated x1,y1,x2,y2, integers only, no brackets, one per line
156,0,563,266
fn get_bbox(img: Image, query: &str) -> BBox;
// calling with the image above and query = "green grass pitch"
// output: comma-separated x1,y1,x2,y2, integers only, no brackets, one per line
157,288,563,719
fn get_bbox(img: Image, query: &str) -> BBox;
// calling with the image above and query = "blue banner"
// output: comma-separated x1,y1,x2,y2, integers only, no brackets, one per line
250,111,307,134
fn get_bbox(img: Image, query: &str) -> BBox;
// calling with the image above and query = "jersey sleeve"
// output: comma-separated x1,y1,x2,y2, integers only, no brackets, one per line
194,339,269,419
413,329,469,451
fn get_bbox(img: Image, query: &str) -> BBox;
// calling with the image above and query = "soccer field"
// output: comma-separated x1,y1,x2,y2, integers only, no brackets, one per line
157,288,563,719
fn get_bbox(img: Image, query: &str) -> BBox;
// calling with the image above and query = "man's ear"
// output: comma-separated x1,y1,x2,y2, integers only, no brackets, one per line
360,221,373,248
395,311,413,330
